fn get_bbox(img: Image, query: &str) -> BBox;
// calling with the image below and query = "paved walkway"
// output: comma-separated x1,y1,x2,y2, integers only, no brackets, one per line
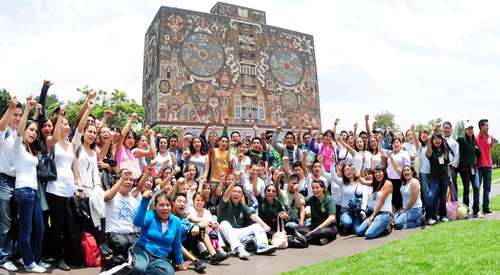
16,184,500,275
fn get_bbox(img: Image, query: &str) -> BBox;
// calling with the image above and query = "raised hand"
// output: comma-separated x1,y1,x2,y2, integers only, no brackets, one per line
43,79,54,87
365,114,369,121
130,113,138,123
9,96,18,110
88,90,97,100
104,110,115,117
87,100,95,110
143,189,153,199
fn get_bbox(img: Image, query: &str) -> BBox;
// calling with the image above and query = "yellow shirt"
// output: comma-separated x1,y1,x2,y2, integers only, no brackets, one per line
210,148,229,182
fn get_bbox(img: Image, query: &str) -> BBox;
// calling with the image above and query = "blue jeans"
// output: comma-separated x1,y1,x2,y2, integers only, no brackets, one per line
0,174,15,264
419,173,430,213
395,207,422,229
477,167,492,211
356,212,390,239
130,245,175,275
428,177,449,219
15,187,44,266
458,166,480,214
449,167,458,202
340,209,361,233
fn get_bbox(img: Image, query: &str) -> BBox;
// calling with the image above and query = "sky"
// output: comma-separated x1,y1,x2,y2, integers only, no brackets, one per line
1,0,498,137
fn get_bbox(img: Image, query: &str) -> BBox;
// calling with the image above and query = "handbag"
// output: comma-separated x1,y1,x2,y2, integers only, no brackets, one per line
287,231,309,249
446,183,458,220
271,216,288,249
37,149,57,182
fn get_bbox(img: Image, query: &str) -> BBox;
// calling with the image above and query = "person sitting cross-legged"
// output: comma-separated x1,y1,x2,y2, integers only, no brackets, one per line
217,176,277,259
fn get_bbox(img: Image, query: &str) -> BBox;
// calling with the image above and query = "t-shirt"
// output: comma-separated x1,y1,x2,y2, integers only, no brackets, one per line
246,150,267,165
278,190,303,221
231,155,251,174
210,148,229,182
387,150,411,179
217,199,253,228
105,192,140,233
306,195,336,229
154,151,173,173
257,197,285,231
0,129,16,176
428,149,449,180
12,135,38,190
242,176,266,208
47,142,76,197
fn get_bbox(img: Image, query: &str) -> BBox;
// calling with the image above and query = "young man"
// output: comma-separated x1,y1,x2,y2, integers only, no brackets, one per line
217,180,277,259
245,137,268,167
443,121,460,201
276,174,306,234
476,119,494,214
0,96,22,272
272,126,302,168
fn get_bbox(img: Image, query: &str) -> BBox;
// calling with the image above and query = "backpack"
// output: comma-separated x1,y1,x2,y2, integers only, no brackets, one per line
82,232,102,267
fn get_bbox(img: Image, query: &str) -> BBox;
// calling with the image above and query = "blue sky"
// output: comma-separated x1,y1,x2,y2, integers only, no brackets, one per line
1,0,498,136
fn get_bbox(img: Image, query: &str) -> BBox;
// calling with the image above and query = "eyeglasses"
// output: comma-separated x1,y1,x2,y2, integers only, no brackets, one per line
266,189,276,193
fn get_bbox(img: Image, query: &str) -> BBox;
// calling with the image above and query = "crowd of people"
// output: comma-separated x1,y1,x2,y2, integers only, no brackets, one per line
0,80,495,274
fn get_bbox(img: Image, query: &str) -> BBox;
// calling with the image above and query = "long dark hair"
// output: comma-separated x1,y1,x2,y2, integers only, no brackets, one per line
189,137,207,155
372,165,388,194
341,163,358,185
82,122,97,150
430,133,449,160
23,120,40,155
400,165,417,183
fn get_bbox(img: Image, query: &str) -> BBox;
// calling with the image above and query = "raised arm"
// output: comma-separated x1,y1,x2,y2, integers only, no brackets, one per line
17,97,37,137
116,112,137,152
0,96,17,131
353,122,358,138
301,150,309,178
76,100,95,134
222,176,237,202
99,110,114,129
337,136,356,156
37,80,53,125
389,153,402,177
104,171,125,203
45,105,66,150
332,118,339,140
76,90,96,127
425,137,433,158
365,114,372,140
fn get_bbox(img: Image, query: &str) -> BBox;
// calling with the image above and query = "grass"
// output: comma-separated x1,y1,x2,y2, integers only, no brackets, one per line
283,220,500,275
490,195,500,211
454,168,499,200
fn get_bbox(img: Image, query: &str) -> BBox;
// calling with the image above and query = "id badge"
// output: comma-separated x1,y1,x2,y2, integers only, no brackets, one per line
321,205,326,213
471,167,476,175
438,156,445,165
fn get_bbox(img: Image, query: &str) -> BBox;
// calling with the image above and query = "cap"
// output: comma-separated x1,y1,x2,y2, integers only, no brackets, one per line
464,120,474,129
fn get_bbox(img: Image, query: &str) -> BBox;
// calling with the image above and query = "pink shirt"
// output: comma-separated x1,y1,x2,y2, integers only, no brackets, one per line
476,132,493,167
321,145,335,172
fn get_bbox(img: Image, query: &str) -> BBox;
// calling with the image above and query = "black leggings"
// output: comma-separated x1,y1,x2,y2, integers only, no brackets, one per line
46,193,73,262
389,178,403,211
296,225,337,245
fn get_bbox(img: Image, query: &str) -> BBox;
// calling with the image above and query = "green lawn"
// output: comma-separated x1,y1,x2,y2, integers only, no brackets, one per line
490,195,500,211
283,220,500,275
455,168,499,200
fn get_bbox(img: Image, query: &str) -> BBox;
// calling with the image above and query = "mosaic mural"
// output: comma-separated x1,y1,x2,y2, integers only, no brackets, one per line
143,2,321,130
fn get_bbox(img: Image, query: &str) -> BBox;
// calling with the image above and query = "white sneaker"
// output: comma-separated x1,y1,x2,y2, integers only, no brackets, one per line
427,219,436,225
473,213,485,218
1,261,18,271
441,217,450,222
38,261,51,269
24,263,47,273
256,245,277,255
236,247,250,259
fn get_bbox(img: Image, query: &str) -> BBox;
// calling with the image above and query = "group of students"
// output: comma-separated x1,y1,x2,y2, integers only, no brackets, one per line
0,81,495,274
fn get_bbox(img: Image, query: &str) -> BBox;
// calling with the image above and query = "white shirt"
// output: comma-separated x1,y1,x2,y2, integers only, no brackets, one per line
154,151,173,173
105,192,140,233
231,155,251,174
444,136,460,168
47,142,76,197
72,131,101,197
387,150,411,179
0,129,16,176
418,145,430,174
12,135,38,190
301,174,327,198
242,176,265,208
401,180,422,209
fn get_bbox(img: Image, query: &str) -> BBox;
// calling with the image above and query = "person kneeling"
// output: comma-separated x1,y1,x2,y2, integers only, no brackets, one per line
296,180,337,245
217,180,277,259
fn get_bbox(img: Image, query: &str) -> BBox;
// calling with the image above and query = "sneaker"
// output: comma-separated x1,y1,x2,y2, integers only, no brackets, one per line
483,209,493,214
473,213,485,218
193,259,206,273
236,247,250,259
24,263,47,273
256,244,277,255
1,261,18,271
427,219,436,225
209,252,230,265
441,217,450,222
58,260,71,271
319,238,330,245
38,261,51,269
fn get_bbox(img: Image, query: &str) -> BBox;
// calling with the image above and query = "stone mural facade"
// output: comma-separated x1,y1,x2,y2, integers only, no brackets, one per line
143,2,321,130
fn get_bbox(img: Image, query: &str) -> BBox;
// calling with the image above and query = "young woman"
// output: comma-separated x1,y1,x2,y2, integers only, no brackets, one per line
131,191,186,274
338,136,371,177
209,132,230,187
393,165,423,229
186,137,209,181
386,138,410,211
231,141,251,175
426,133,450,225
11,98,49,273
134,130,156,172
310,129,336,172
368,137,383,169
337,164,368,234
296,180,337,245
403,129,419,166
155,136,175,174
45,110,83,271
257,184,287,237
417,130,430,218
356,166,393,239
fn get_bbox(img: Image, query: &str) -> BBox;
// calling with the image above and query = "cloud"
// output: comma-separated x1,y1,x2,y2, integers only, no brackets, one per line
0,0,498,136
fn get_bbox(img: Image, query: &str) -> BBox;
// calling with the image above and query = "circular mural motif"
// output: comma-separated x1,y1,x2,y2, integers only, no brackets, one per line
270,47,304,86
180,33,224,77
281,91,298,110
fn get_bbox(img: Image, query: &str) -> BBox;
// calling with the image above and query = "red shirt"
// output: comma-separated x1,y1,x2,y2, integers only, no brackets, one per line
476,132,493,167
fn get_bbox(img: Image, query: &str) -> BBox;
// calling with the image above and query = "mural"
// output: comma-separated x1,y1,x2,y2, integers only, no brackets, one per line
143,2,321,130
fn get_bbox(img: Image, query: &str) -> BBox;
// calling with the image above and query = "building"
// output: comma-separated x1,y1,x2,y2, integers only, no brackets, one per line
143,2,321,133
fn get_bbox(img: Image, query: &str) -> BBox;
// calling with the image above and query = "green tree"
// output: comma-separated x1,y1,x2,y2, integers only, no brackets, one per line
0,89,11,115
374,111,397,130
492,144,500,166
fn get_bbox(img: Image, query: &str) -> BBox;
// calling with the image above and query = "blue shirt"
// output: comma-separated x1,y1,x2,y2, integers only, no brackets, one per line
133,198,184,265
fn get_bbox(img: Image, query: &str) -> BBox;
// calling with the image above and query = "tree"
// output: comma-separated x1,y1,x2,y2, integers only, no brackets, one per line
0,89,11,115
492,144,500,166
374,111,397,130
